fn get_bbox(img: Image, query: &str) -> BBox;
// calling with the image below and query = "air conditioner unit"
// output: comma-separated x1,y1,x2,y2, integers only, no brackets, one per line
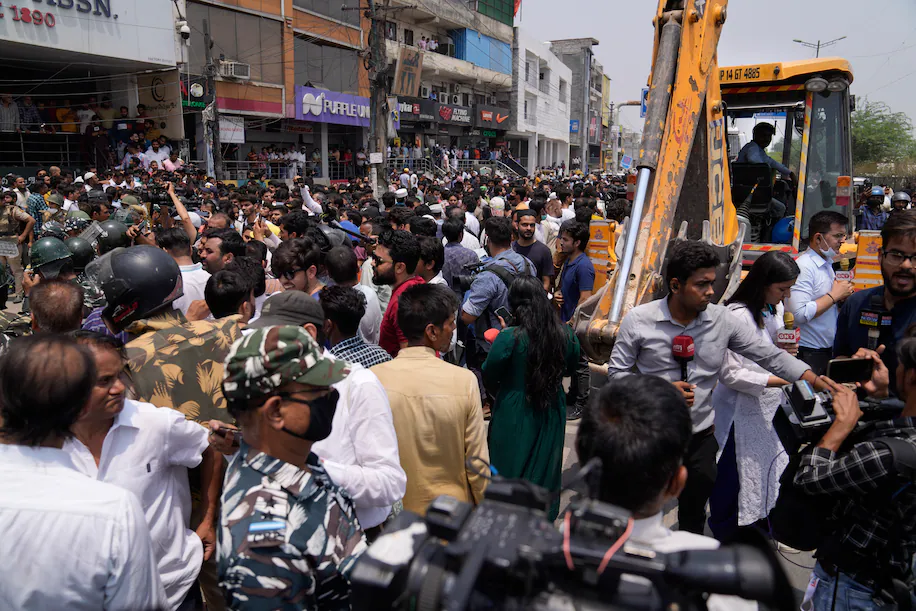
487,95,496,105
449,83,459,94
420,85,430,98
219,61,251,80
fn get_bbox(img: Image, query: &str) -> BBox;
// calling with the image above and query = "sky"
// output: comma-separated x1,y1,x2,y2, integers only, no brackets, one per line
516,0,916,133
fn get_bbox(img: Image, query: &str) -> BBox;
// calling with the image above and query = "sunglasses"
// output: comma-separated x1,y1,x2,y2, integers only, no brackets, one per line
280,268,305,281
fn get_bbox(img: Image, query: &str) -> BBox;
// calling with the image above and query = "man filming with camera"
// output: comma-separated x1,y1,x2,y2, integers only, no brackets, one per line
794,338,916,610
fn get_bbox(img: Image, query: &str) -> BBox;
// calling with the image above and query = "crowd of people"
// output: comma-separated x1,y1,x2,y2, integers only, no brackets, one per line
0,157,914,611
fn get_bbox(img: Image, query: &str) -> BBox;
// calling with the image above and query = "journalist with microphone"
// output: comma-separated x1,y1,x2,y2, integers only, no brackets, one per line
794,334,916,610
608,241,826,534
834,211,916,395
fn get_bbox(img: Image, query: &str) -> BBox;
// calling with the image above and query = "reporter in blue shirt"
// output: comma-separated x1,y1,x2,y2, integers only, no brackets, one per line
557,220,595,421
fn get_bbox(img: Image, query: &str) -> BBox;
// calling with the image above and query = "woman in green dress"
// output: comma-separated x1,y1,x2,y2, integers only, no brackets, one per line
482,275,581,519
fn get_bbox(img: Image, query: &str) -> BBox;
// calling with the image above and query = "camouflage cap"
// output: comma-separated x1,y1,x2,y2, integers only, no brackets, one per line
223,325,351,404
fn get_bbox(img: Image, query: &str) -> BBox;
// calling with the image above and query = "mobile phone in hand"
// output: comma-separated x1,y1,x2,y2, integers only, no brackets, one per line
213,425,242,447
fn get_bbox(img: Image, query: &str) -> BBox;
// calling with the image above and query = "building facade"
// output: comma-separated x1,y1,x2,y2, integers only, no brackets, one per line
506,27,571,175
382,0,515,156
0,0,184,173
549,37,605,174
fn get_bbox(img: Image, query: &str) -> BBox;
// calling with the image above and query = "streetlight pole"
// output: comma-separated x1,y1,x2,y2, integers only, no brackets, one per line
793,36,846,58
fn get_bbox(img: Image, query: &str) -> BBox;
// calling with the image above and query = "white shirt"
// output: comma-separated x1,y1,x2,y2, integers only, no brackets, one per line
442,229,481,251
312,366,406,528
630,512,757,611
63,400,209,610
0,444,167,611
145,148,170,168
172,262,211,316
787,248,837,349
560,207,576,222
354,283,383,346
464,211,480,237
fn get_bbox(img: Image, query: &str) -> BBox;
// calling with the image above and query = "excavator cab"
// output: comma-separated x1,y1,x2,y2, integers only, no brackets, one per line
719,59,855,267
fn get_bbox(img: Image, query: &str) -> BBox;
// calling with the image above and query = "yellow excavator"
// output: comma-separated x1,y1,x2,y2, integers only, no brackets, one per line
574,0,861,382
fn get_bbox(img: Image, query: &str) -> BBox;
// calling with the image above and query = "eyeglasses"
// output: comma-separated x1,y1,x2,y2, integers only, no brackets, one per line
280,268,305,280
882,250,916,267
371,254,392,266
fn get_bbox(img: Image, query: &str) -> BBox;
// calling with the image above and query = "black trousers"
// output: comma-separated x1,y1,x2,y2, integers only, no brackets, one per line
679,426,719,535
798,346,832,377
566,348,591,411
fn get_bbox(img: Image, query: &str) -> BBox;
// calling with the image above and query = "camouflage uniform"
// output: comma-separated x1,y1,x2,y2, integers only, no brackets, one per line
218,445,367,610
75,271,106,311
125,310,242,424
218,326,365,610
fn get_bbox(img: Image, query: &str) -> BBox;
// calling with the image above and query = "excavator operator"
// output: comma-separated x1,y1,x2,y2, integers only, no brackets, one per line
736,122,796,220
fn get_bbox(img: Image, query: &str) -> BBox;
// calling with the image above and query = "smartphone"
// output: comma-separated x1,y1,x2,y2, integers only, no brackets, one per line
495,306,513,326
137,220,150,234
213,425,242,447
826,357,875,384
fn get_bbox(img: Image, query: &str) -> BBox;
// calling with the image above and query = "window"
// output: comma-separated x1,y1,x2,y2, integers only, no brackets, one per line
186,3,283,84
476,0,513,26
525,61,531,83
559,78,568,100
385,21,397,41
294,36,360,93
404,28,414,46
291,0,359,26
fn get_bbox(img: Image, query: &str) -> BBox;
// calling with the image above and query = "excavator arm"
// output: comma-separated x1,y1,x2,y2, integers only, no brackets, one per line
574,0,743,365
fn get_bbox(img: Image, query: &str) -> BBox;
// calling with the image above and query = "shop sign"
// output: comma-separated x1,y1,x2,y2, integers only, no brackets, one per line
570,120,580,133
482,129,497,138
181,75,212,110
397,97,438,123
138,72,182,139
475,105,510,129
295,86,370,128
437,103,472,125
0,0,176,67
468,129,481,136
219,116,245,144
282,120,314,133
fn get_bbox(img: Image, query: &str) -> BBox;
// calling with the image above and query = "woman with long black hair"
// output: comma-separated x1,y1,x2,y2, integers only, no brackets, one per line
482,275,580,519
709,250,800,540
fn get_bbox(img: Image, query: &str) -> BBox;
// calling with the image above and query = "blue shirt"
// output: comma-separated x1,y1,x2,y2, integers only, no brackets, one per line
461,249,535,350
559,253,595,323
787,248,837,349
859,205,888,231
441,242,479,294
736,141,791,176
834,286,916,396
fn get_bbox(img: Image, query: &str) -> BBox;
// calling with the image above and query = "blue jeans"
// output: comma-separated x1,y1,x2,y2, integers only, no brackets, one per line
807,562,916,610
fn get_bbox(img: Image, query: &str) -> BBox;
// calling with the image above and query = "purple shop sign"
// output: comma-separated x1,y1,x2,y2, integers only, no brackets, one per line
295,86,371,127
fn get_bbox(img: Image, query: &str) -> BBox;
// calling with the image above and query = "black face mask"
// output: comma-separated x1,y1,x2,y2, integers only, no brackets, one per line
279,389,340,443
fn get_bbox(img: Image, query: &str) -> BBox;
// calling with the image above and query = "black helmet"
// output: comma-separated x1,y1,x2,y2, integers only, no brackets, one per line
29,237,72,278
65,237,96,272
97,220,131,254
99,246,183,331
891,191,912,207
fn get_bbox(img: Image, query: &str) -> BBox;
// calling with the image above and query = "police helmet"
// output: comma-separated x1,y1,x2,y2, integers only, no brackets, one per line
96,220,131,254
65,237,96,272
29,237,72,279
99,245,183,332
39,220,68,241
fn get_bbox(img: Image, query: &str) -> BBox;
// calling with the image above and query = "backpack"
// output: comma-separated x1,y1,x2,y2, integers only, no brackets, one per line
768,435,916,552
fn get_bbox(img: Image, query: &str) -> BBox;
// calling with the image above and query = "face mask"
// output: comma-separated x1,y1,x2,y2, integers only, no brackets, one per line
818,236,838,261
280,389,340,443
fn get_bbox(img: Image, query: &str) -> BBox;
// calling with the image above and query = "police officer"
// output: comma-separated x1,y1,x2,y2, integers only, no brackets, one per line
66,236,104,310
0,190,34,304
217,326,367,610
96,219,131,254
835,211,916,395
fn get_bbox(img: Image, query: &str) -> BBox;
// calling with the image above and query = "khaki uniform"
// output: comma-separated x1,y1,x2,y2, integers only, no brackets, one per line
0,204,30,295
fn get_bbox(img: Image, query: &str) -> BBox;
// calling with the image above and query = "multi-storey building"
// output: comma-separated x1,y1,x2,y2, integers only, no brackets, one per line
505,27,571,175
550,37,605,174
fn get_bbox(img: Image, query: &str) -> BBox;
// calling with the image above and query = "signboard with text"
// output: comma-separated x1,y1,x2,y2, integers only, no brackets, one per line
219,116,245,144
138,72,183,138
295,86,370,128
475,104,511,129
437,103,472,125
0,0,177,67
397,97,438,123
570,120,580,133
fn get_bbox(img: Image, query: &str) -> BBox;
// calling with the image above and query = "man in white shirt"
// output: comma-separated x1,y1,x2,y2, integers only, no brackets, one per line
65,331,222,611
157,227,211,316
575,374,760,611
399,168,411,188
461,193,481,237
145,140,170,169
0,334,167,610
788,210,855,375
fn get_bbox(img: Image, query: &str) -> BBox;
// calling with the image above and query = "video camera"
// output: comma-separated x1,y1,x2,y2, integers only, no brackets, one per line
453,261,490,293
350,475,793,611
774,377,903,455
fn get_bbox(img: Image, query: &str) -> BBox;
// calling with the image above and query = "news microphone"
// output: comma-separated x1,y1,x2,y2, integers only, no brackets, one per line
777,312,800,352
672,335,694,382
859,294,892,350
835,257,854,282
